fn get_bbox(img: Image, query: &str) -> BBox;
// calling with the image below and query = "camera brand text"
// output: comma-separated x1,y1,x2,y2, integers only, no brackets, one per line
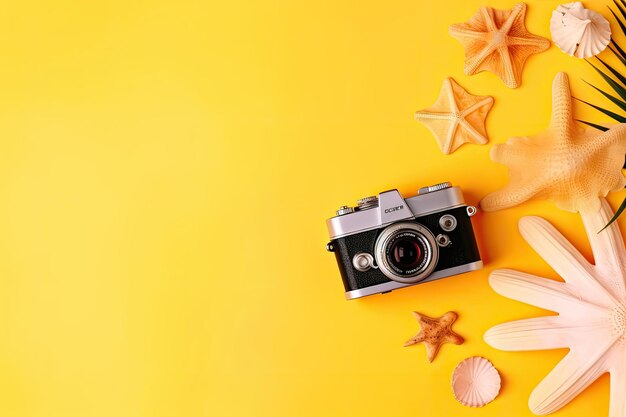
384,205,404,213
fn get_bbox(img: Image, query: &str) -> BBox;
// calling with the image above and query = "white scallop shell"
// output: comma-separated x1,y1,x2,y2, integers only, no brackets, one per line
550,2,611,58
451,356,501,407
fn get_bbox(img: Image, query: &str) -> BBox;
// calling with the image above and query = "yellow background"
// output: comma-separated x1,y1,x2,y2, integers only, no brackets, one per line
0,0,623,416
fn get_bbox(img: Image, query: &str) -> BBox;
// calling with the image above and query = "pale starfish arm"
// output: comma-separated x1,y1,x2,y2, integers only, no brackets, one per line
460,97,493,117
489,269,609,314
500,3,525,33
518,216,619,307
483,137,552,201
443,122,460,154
440,311,458,325
414,111,454,121
463,43,497,75
403,334,425,347
581,198,626,299
549,72,575,141
448,26,487,40
485,316,575,351
460,97,493,143
459,119,488,145
506,35,551,47
444,78,459,113
497,45,518,88
480,6,498,32
480,181,540,212
529,342,617,415
489,136,546,167
443,331,464,345
424,341,439,363
609,353,626,417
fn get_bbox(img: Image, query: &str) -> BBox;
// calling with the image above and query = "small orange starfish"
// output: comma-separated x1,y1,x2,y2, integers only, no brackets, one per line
404,311,464,362
449,3,550,88
414,77,493,154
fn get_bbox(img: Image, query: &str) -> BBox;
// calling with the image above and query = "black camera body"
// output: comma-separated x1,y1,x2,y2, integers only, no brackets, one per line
326,183,482,299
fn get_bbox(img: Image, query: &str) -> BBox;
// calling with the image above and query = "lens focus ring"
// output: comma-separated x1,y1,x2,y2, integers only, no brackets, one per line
374,222,439,284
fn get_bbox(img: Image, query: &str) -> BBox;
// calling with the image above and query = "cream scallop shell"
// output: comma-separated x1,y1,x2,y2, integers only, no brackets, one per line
451,356,501,407
550,2,611,58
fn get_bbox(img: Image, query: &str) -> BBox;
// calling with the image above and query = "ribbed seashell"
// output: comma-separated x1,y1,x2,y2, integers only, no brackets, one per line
451,356,501,407
550,2,611,58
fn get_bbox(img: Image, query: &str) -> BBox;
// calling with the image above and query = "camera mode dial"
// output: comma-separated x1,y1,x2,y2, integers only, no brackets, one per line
336,206,354,216
418,182,452,195
356,196,379,210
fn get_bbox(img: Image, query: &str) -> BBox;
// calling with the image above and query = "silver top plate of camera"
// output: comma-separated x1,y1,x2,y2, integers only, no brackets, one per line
326,182,467,240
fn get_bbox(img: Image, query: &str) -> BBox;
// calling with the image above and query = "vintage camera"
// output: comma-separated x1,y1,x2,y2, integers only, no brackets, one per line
326,182,482,299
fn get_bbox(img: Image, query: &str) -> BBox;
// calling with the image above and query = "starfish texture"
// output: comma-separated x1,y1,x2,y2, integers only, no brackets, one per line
480,72,626,214
449,2,550,88
414,77,493,154
403,311,464,362
485,199,626,417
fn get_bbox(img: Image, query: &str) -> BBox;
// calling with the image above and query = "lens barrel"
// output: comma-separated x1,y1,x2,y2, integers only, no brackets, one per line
374,222,439,284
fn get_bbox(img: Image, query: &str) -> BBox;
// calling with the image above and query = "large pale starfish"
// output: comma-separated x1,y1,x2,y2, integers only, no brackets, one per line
403,311,464,362
414,77,493,154
449,3,550,88
485,199,626,417
480,72,626,214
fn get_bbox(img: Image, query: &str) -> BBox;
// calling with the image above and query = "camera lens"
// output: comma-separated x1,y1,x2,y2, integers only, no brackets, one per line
388,235,425,272
374,222,439,284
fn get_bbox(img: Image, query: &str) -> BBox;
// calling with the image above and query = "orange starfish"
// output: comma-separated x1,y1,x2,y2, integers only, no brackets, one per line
449,3,550,88
404,311,464,362
414,77,493,154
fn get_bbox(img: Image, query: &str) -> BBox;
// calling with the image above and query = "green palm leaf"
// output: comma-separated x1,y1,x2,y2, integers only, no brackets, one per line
583,1,626,229
587,60,626,101
596,56,626,86
574,97,626,122
609,5,626,36
577,119,610,131
615,0,626,20
609,43,626,66
582,80,626,112
598,196,626,233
